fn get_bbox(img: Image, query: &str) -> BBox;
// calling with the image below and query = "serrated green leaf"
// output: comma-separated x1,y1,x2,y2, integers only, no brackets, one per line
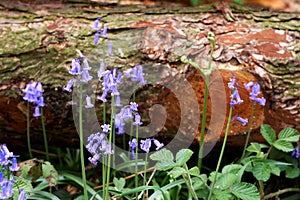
213,189,233,200
189,166,200,176
261,124,276,145
222,164,243,174
215,173,237,189
273,140,294,152
154,160,178,171
168,167,186,179
113,177,126,191
246,143,261,153
13,177,33,192
230,182,260,200
252,163,271,181
285,167,300,179
175,149,193,166
208,171,222,183
150,148,174,162
278,128,300,142
192,175,207,190
270,164,281,176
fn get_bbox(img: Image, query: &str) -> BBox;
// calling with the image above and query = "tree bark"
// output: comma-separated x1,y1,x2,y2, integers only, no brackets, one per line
0,0,299,152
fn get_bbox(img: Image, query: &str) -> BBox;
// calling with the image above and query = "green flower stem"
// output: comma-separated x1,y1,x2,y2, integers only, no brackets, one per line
198,75,209,171
27,101,33,158
135,125,139,198
198,32,215,171
241,102,255,160
208,106,233,200
183,163,198,200
102,156,107,198
142,153,148,200
40,107,49,161
79,84,88,200
105,96,115,200
102,101,106,197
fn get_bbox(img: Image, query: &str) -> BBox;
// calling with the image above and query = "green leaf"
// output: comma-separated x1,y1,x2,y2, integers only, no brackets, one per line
150,148,174,162
208,171,222,183
285,167,300,179
175,149,193,166
155,160,178,171
222,164,243,174
168,167,186,179
42,161,59,186
113,177,126,191
149,179,186,200
246,143,261,153
213,189,233,200
273,140,294,152
261,124,276,145
20,162,31,178
270,164,281,176
189,166,200,176
230,182,260,200
192,175,207,190
252,162,271,181
215,173,237,189
278,128,300,142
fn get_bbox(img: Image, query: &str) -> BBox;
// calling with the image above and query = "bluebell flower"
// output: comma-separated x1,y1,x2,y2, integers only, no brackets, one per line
0,172,3,183
107,42,112,55
18,189,26,200
88,154,99,165
63,79,74,92
94,32,100,45
121,107,133,121
129,138,138,159
115,113,125,135
1,144,13,161
115,95,122,107
228,75,236,90
140,139,152,153
101,26,108,37
230,89,243,107
131,64,146,85
244,82,266,106
153,139,164,150
130,102,138,112
97,62,105,79
10,157,19,171
123,68,133,77
81,65,93,83
244,81,254,91
292,147,300,159
36,96,45,107
69,58,81,75
85,95,94,109
101,124,111,133
86,132,113,165
93,18,101,30
236,116,248,126
0,181,13,199
133,114,143,126
33,106,41,117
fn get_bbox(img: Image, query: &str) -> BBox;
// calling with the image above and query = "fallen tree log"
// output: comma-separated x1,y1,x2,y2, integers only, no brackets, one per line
0,0,299,154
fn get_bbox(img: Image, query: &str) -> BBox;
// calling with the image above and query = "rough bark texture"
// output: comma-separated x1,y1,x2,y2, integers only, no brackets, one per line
0,0,299,152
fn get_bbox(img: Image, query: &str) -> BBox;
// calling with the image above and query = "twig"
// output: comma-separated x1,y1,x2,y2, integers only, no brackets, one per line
262,188,300,200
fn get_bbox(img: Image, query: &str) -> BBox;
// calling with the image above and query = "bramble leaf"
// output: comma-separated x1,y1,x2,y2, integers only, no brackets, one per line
261,124,276,145
230,182,260,200
175,149,193,166
273,140,294,152
278,128,299,142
